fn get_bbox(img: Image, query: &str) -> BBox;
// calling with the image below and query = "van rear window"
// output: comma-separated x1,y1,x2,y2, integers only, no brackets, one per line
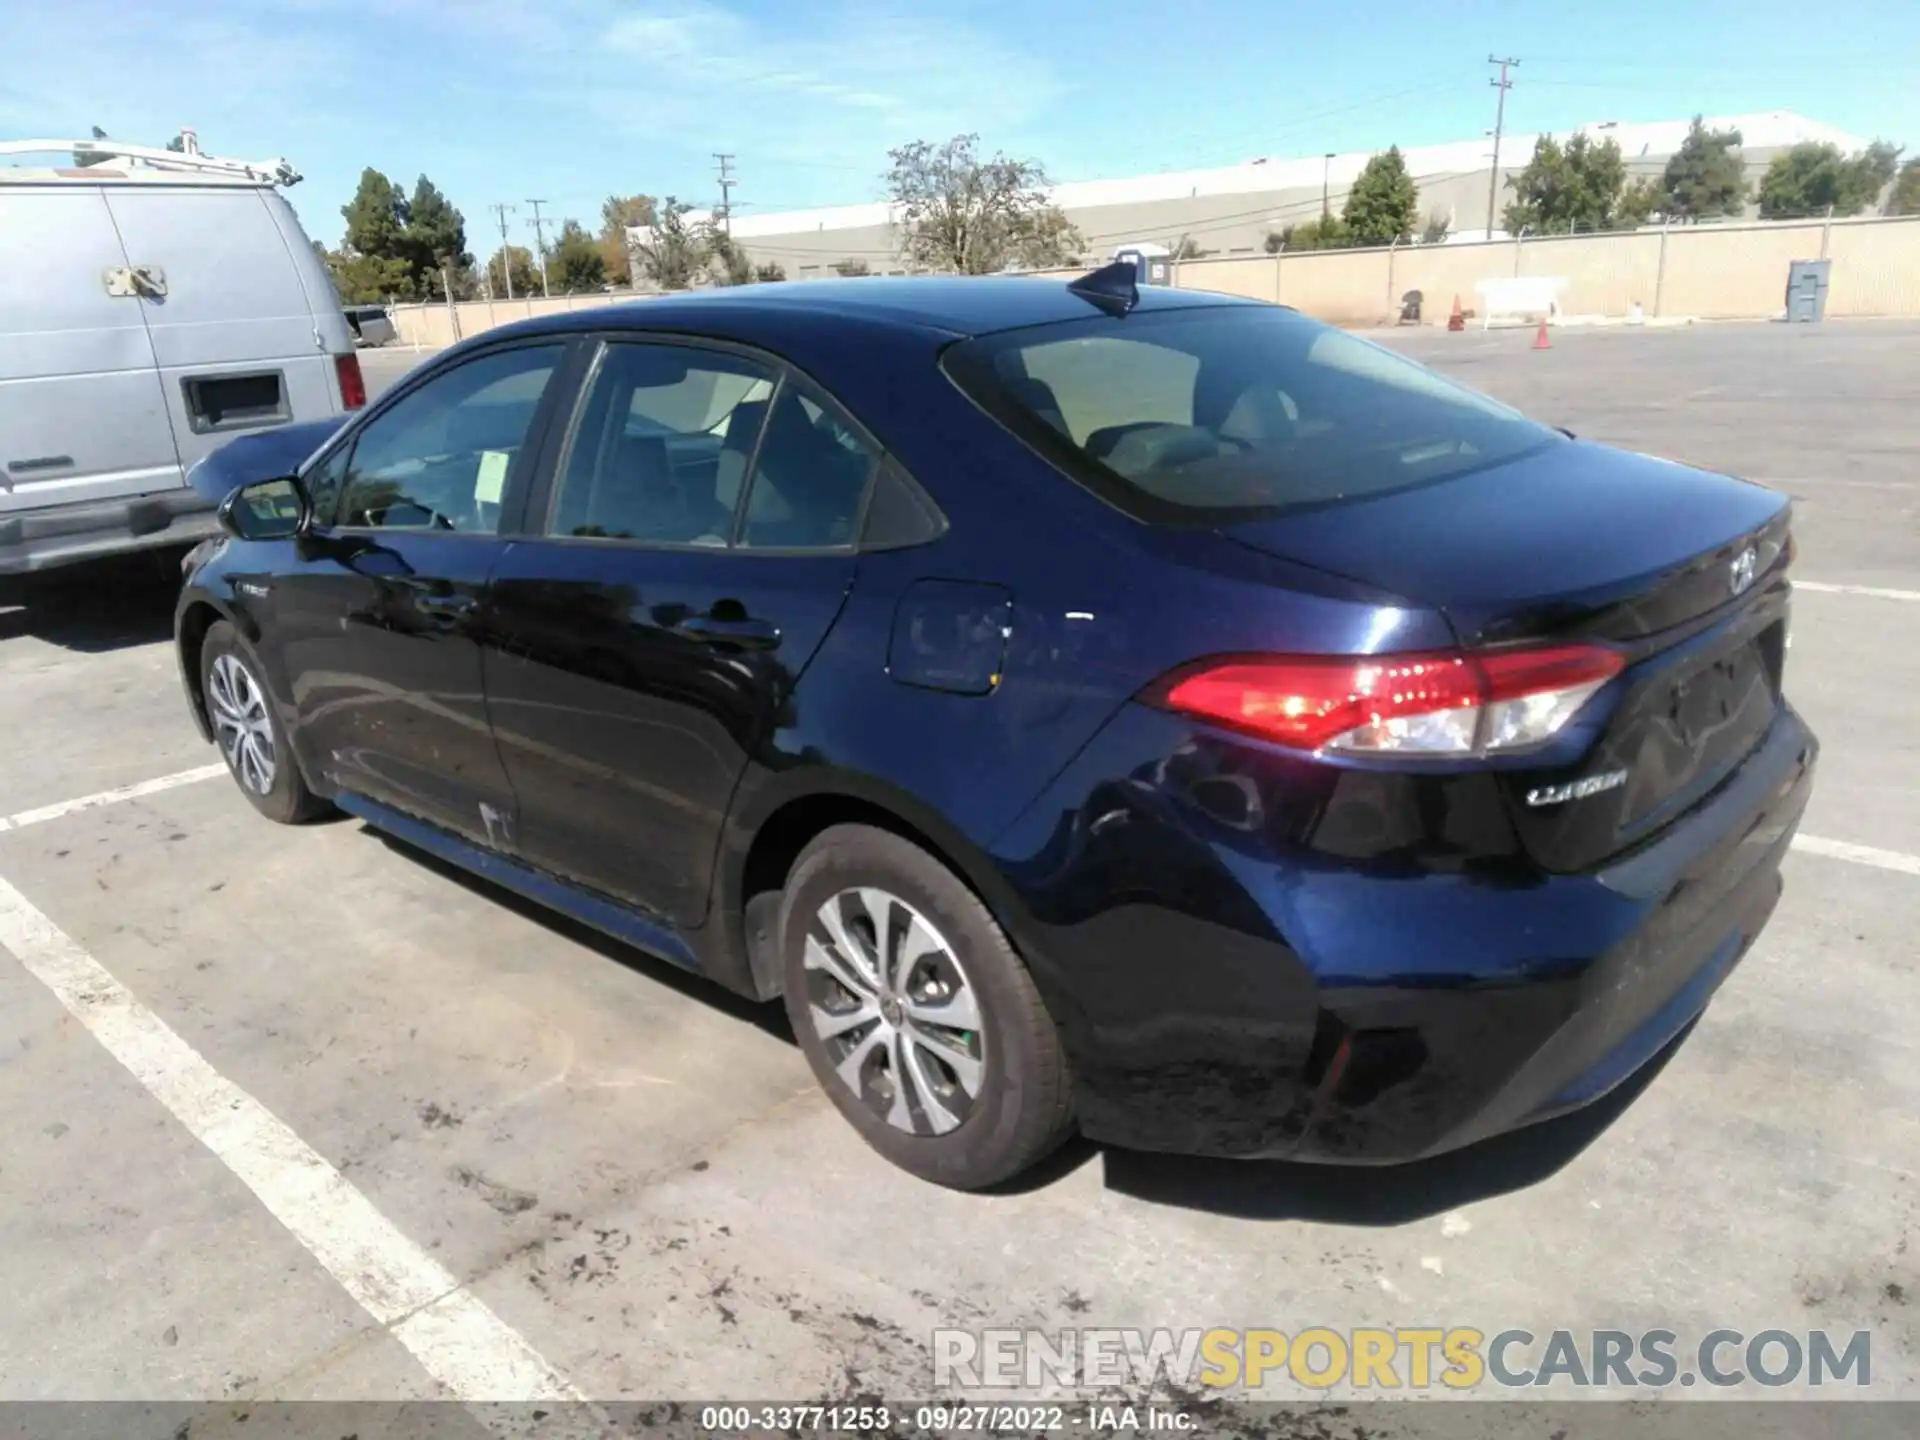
182,371,288,434
942,306,1558,523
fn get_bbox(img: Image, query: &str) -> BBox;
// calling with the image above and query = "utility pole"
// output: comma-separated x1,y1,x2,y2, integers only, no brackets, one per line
713,153,737,238
1486,55,1520,238
488,202,517,300
525,198,551,297
1322,153,1334,224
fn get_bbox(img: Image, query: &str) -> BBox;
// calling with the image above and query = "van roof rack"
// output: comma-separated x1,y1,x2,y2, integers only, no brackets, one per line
0,133,299,187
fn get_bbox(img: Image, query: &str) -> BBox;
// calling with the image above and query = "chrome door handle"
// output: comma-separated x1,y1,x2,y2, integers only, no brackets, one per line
674,615,781,649
415,593,477,620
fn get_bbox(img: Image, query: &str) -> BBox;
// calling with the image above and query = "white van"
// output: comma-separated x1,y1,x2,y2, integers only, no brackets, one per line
343,304,398,347
0,137,362,576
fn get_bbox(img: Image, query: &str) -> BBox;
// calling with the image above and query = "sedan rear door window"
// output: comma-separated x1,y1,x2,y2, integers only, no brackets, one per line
550,342,775,545
735,383,878,550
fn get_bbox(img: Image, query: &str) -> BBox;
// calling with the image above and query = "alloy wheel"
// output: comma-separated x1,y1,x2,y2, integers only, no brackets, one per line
803,887,986,1136
208,652,278,796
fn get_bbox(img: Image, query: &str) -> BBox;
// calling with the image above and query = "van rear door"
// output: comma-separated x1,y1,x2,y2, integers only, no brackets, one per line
102,185,341,480
0,186,183,514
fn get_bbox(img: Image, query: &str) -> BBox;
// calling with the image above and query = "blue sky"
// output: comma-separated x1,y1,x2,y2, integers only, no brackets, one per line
4,0,1915,251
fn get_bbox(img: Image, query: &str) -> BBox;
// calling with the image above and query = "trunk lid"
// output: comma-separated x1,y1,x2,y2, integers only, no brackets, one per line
1223,440,1794,870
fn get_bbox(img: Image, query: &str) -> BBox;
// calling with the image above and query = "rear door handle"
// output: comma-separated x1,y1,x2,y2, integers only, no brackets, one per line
675,615,781,649
415,593,477,620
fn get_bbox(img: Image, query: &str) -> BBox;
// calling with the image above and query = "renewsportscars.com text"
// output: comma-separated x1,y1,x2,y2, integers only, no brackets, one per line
932,1326,1873,1391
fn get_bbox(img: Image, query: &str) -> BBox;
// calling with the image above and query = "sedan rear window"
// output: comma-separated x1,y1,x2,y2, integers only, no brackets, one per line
943,306,1560,522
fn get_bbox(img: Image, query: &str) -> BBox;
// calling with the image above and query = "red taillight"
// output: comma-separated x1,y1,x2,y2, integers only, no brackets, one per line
334,352,367,410
1155,644,1625,756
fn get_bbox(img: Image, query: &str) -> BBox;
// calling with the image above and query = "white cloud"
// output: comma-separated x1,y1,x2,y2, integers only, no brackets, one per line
583,2,1066,181
0,0,1065,239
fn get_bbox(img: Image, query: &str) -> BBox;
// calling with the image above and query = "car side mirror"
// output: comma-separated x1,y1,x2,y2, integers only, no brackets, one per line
217,475,310,541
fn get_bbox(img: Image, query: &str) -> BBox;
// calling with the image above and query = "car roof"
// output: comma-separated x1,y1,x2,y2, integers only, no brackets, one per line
475,275,1264,349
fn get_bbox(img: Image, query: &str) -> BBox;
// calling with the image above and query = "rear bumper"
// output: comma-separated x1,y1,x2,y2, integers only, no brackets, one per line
0,489,217,576
992,701,1817,1162
1429,704,1811,1154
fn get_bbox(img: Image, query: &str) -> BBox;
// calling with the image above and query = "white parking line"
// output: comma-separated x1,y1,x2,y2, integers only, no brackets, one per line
0,763,225,833
1791,835,1920,877
1796,581,1920,602
0,872,595,1429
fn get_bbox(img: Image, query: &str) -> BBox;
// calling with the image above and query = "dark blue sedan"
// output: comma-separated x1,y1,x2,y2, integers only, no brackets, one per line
175,268,1816,1188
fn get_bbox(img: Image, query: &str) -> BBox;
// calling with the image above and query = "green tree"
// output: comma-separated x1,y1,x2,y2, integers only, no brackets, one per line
1862,140,1903,194
754,262,788,283
831,257,872,277
401,175,471,294
1420,210,1451,244
1887,157,1920,217
324,248,411,304
1758,140,1902,218
599,194,657,285
704,227,755,286
1019,206,1085,269
546,220,607,292
885,133,1083,273
1618,177,1663,228
1168,235,1213,260
1503,133,1634,234
487,245,539,298
631,197,707,290
1342,145,1420,245
341,168,410,274
166,133,187,154
1656,116,1747,221
1269,216,1351,251
327,168,421,300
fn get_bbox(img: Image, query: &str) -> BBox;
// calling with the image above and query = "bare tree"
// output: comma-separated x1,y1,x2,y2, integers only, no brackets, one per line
885,134,1083,274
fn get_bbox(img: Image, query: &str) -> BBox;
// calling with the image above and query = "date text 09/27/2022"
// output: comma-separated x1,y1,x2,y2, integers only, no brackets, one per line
697,1404,1196,1433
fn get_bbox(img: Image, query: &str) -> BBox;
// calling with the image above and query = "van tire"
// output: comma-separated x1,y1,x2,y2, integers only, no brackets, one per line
779,824,1074,1189
200,621,330,824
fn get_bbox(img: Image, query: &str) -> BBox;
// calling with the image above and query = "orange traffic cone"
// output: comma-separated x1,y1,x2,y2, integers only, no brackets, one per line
1533,317,1551,350
1447,294,1465,332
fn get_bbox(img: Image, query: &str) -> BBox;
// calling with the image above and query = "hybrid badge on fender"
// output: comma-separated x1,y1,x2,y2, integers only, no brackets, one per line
1525,769,1631,807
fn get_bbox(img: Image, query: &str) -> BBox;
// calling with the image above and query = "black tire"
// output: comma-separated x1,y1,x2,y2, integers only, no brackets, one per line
779,824,1074,1189
200,621,331,824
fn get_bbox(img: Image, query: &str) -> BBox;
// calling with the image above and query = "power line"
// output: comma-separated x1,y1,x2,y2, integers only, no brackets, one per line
1060,74,1465,179
487,202,517,300
525,197,552,297
1486,55,1521,236
713,153,737,238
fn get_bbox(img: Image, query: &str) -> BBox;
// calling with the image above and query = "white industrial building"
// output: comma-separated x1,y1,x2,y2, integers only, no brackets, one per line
634,111,1869,278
